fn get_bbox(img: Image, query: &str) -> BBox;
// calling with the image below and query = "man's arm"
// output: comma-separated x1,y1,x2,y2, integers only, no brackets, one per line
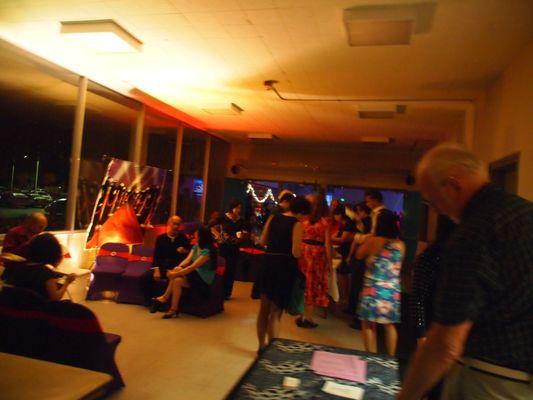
397,321,473,400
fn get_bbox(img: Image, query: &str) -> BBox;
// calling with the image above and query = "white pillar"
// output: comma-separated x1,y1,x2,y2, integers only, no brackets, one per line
170,124,184,216
200,136,211,223
65,76,88,230
132,104,145,165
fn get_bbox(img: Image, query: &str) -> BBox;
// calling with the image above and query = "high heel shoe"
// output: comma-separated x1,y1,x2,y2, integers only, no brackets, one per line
162,309,178,319
150,298,166,313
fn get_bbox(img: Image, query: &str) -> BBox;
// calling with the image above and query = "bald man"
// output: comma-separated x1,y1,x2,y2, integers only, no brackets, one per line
139,216,191,307
398,144,532,400
2,212,48,256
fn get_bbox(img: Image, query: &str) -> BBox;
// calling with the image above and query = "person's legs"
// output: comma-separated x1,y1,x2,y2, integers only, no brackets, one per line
338,273,350,307
156,278,174,302
256,295,271,351
139,269,155,306
361,320,377,353
383,323,398,356
304,304,316,323
163,276,189,317
223,249,238,299
267,303,283,343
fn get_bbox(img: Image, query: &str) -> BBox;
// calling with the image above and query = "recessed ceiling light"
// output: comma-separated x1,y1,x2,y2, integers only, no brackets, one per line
248,133,277,140
357,103,406,119
60,19,143,52
343,5,422,46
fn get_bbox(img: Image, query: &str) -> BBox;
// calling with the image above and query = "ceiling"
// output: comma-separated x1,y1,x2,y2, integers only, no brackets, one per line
0,0,532,147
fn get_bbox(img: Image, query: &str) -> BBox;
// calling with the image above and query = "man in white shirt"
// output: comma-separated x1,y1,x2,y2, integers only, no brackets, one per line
365,189,386,234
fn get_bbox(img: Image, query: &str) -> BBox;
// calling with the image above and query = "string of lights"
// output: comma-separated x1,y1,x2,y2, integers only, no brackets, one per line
246,183,277,204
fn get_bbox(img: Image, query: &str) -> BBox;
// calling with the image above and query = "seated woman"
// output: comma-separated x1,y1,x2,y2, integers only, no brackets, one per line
2,233,75,301
356,212,405,356
152,226,217,319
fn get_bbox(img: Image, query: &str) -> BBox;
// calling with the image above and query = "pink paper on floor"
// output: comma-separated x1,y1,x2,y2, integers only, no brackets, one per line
311,351,367,383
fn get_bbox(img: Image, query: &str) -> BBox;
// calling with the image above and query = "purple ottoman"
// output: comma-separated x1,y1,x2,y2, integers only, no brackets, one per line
116,245,154,305
86,243,129,301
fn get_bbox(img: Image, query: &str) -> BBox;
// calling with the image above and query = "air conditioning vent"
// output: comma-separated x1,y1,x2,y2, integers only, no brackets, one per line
357,103,406,119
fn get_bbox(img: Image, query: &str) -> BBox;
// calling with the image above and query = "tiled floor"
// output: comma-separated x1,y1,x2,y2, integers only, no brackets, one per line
84,281,364,400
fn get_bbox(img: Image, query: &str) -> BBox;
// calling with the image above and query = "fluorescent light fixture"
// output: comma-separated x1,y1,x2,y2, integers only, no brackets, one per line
343,5,419,46
357,103,406,119
248,133,275,140
60,19,143,52
202,102,244,115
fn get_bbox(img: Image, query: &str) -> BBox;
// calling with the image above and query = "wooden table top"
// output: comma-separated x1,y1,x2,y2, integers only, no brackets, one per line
0,352,112,400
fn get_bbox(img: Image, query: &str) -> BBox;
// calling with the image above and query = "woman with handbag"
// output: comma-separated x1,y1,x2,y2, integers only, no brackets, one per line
255,196,310,353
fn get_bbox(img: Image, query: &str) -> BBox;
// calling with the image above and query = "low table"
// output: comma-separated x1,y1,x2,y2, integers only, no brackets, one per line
226,338,400,399
0,352,112,400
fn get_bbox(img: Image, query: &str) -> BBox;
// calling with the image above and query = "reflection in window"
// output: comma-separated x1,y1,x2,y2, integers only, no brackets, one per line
144,110,179,225
177,128,206,222
77,83,138,230
0,41,77,232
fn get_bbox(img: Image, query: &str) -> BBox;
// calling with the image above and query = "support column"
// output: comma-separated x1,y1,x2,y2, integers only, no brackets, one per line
462,102,475,149
170,124,184,216
200,136,211,223
132,104,145,165
66,76,88,231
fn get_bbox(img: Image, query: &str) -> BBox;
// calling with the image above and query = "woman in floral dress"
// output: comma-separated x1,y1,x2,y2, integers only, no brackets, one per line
297,193,332,328
356,212,404,356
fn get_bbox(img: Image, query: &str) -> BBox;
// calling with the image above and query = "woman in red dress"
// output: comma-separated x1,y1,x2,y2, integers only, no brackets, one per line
297,192,332,328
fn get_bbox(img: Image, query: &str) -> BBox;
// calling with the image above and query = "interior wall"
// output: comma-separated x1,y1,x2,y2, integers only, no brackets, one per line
226,143,424,191
474,42,533,200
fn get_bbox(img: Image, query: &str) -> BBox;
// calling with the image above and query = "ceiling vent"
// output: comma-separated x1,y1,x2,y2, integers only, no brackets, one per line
357,103,406,119
202,102,243,116
343,3,435,46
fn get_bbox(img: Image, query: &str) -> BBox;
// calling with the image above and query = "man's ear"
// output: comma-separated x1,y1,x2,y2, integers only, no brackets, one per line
445,176,462,193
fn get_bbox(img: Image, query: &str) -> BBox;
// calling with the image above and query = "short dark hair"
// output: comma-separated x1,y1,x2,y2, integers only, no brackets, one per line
290,196,311,215
374,212,400,239
25,233,63,266
365,189,383,203
332,204,346,216
227,198,241,212
356,202,371,215
279,192,295,203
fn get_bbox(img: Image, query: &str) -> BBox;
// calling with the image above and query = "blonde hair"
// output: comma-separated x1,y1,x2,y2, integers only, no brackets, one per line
416,142,488,184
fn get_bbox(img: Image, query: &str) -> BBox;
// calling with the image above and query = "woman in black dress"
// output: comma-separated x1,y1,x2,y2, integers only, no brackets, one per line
256,196,311,352
212,199,247,299
2,233,76,300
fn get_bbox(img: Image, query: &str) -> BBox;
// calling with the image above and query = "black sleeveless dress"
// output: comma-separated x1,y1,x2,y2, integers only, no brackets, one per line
256,214,299,309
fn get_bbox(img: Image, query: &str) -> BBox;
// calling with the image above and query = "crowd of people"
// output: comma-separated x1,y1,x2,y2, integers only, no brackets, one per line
0,143,531,400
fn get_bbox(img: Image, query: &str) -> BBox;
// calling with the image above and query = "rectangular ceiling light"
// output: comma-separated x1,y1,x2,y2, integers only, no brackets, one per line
357,103,406,119
248,133,275,140
202,102,244,115
343,5,418,46
60,19,143,52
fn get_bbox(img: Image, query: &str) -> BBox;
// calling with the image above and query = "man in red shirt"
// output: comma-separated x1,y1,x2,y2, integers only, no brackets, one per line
2,212,48,256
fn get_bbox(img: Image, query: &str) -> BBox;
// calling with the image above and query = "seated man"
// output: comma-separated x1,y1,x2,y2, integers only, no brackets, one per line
139,216,190,307
2,212,48,256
